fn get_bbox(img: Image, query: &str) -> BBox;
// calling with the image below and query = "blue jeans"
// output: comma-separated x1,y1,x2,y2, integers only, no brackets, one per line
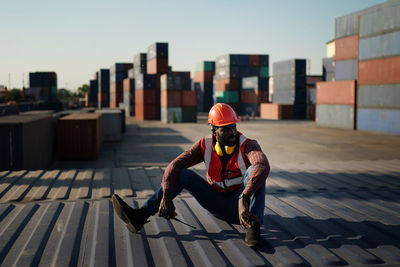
142,166,266,224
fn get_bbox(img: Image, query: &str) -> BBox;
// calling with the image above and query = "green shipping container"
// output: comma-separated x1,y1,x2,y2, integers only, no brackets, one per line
260,67,269,78
216,91,239,103
195,61,215,72
161,107,182,123
182,107,197,122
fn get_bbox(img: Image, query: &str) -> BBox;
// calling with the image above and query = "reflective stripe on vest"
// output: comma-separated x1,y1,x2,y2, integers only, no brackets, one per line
203,134,248,190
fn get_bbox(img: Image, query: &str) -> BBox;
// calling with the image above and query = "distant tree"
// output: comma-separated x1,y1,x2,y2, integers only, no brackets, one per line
6,89,23,102
57,88,73,99
77,84,89,97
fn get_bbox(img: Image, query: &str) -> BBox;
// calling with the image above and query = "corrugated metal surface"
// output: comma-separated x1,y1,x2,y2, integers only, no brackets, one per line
359,1,400,38
358,84,400,108
335,59,358,81
358,56,400,85
1,160,399,266
316,104,355,129
316,80,356,105
357,108,400,135
359,30,400,61
335,35,358,60
95,110,122,142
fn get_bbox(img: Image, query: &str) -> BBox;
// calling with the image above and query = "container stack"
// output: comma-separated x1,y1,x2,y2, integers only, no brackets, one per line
98,69,110,108
122,68,135,116
315,80,357,129
135,72,157,120
214,54,269,115
357,1,400,135
160,73,182,123
171,71,196,122
322,57,335,82
110,63,133,108
193,61,215,112
0,114,54,170
28,72,57,102
241,76,269,116
95,109,123,142
269,59,307,119
88,72,98,108
57,113,102,159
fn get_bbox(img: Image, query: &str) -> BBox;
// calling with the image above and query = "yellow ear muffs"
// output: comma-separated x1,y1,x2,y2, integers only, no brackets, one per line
215,141,236,156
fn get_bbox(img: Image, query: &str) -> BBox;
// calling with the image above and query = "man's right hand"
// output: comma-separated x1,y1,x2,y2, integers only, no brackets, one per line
158,194,175,219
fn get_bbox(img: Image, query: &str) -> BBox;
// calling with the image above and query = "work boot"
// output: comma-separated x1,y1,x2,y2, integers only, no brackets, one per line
112,194,150,233
245,220,261,249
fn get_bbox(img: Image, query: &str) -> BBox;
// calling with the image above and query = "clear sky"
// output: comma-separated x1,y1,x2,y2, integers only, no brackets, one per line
1,0,385,91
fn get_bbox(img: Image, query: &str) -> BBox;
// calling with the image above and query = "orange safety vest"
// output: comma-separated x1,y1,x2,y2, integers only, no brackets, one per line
200,132,250,192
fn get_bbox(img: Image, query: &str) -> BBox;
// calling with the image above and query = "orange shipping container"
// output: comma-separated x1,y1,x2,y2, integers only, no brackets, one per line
193,71,214,83
215,78,240,91
260,103,293,120
249,55,260,66
123,78,134,92
316,80,356,105
57,113,103,159
135,104,156,120
358,56,400,85
147,58,168,74
135,89,156,105
241,90,258,104
181,91,197,107
335,35,358,61
161,90,181,107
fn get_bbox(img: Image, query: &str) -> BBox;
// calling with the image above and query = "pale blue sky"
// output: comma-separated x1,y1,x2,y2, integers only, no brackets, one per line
0,0,385,90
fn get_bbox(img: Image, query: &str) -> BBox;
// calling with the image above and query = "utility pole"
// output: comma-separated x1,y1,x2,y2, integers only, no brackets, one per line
8,73,11,89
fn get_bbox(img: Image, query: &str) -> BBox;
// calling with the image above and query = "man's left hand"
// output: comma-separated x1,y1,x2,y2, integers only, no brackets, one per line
238,198,258,229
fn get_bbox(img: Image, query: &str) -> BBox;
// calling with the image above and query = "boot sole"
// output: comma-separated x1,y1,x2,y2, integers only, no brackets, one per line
112,195,140,233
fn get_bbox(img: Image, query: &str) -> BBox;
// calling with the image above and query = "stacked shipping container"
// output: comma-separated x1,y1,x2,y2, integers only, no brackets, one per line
88,77,98,108
357,0,400,135
193,61,215,112
29,72,57,102
98,69,110,108
122,73,135,116
241,76,269,116
110,63,133,108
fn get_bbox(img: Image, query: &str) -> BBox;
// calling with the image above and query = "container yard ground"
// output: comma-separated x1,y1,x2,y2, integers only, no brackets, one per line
52,113,400,170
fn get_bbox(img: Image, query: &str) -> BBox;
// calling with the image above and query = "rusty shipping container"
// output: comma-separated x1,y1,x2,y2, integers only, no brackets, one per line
260,103,293,120
0,114,54,170
57,113,102,159
335,35,358,60
358,56,400,85
161,90,181,107
181,90,197,107
316,80,356,105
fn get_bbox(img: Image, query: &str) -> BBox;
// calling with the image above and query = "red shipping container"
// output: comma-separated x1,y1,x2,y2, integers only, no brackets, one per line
316,80,356,105
147,58,169,74
335,35,358,60
181,91,197,107
260,103,293,120
135,89,156,105
111,82,123,107
161,90,181,107
215,78,240,91
249,55,260,67
241,90,258,104
135,104,157,120
358,56,400,85
193,71,214,83
258,90,269,103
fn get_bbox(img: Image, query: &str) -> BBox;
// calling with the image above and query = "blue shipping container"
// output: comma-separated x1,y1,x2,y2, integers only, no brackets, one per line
359,30,400,60
357,108,400,135
335,59,358,80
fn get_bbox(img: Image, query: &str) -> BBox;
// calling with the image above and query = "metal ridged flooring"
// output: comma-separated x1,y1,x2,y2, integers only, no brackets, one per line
0,159,400,266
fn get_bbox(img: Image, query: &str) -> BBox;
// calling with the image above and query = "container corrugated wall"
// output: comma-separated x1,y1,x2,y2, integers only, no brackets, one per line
316,104,355,129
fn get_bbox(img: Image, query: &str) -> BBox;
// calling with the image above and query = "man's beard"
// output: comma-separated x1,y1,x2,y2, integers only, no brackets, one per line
219,134,238,147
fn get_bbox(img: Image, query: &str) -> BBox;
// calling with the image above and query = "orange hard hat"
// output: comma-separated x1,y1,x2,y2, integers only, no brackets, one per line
208,103,240,126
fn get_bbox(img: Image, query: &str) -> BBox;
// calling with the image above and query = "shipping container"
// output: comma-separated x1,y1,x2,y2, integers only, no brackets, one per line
259,103,293,120
194,82,213,112
181,90,197,107
273,59,306,76
182,107,197,122
161,90,181,107
98,69,110,108
195,61,215,72
248,55,260,66
95,109,122,142
215,91,239,103
214,66,240,79
214,78,240,91
242,76,268,91
240,103,259,116
128,68,135,79
160,74,181,90
358,84,400,108
147,58,169,74
134,53,147,71
110,63,132,83
147,42,168,60
359,30,400,61
215,54,241,67
161,107,182,123
359,1,400,38
316,80,356,105
135,104,157,120
193,71,214,83
0,114,54,170
357,107,400,135
135,74,156,90
335,35,358,60
326,40,335,58
358,56,400,85
323,57,335,81
241,90,258,104
88,79,98,107
316,104,355,129
171,71,191,90
259,66,269,78
335,59,358,80
335,3,384,39
57,113,102,159
135,89,156,105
